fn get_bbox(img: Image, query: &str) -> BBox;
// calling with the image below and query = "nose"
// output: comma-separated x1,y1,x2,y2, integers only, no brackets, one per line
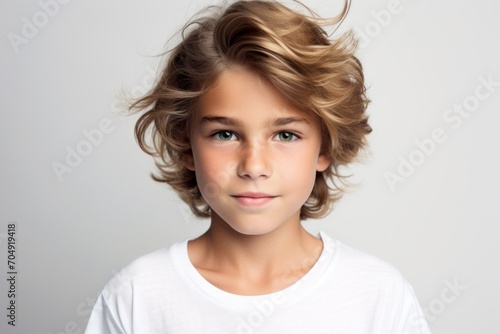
236,140,272,180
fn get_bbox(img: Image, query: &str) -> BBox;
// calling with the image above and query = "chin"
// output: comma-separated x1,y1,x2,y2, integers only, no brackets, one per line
223,217,291,237
210,206,301,237
231,225,276,236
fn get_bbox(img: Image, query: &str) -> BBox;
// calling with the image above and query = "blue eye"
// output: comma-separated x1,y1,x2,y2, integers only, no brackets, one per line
213,131,236,141
275,131,298,141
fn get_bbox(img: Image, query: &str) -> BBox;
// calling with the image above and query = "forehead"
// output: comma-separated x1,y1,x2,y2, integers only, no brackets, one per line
195,67,318,124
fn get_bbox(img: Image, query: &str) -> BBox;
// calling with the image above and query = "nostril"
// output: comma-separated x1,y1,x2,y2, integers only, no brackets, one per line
236,154,272,180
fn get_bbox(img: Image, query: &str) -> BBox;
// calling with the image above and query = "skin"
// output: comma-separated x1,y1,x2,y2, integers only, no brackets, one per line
185,66,330,295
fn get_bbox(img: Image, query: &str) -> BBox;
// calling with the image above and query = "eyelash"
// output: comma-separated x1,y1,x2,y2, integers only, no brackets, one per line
210,130,300,142
211,130,237,142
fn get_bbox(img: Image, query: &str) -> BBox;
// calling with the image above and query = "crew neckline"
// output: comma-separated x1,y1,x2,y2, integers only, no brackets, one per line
170,231,338,310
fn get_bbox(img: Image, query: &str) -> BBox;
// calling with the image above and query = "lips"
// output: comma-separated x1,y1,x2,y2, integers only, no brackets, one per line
231,192,277,207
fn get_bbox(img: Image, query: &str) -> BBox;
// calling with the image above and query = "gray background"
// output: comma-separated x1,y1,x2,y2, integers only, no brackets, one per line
1,0,499,333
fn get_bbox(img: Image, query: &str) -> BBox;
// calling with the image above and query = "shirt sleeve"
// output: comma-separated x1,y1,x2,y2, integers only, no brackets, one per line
84,292,127,334
397,281,432,334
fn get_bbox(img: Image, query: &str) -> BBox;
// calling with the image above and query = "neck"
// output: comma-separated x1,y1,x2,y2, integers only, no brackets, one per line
188,211,323,293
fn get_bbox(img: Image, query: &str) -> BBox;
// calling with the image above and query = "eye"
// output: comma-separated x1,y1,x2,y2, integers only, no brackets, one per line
212,130,237,141
274,131,298,142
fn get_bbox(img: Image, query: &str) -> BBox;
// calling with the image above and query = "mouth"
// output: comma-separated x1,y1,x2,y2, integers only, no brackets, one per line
231,192,277,207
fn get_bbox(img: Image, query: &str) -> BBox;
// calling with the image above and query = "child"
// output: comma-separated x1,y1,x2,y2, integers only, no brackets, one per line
85,0,431,333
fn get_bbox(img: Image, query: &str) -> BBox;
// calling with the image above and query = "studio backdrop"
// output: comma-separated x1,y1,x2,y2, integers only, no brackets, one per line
1,0,499,333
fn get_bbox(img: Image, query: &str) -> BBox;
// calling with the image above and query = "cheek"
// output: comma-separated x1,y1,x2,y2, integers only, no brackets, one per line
194,149,235,189
278,152,318,185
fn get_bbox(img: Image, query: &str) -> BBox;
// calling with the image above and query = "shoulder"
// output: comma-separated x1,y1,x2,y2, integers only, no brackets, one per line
320,231,415,299
100,242,182,298
343,244,402,275
318,233,431,332
85,242,189,333
326,233,406,281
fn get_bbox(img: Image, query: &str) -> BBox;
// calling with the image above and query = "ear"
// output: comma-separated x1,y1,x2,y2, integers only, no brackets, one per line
316,154,330,172
183,150,195,171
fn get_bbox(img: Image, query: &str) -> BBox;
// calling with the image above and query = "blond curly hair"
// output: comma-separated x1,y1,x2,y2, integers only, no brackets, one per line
132,0,371,219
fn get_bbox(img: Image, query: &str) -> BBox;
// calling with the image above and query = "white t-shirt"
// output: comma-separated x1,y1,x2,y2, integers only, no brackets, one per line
85,231,431,333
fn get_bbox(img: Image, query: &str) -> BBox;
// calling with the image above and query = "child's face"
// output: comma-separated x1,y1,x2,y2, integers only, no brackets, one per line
186,67,330,235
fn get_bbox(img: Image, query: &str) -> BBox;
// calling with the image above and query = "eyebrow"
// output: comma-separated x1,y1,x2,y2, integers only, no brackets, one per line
200,116,241,126
200,116,310,127
272,116,310,127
